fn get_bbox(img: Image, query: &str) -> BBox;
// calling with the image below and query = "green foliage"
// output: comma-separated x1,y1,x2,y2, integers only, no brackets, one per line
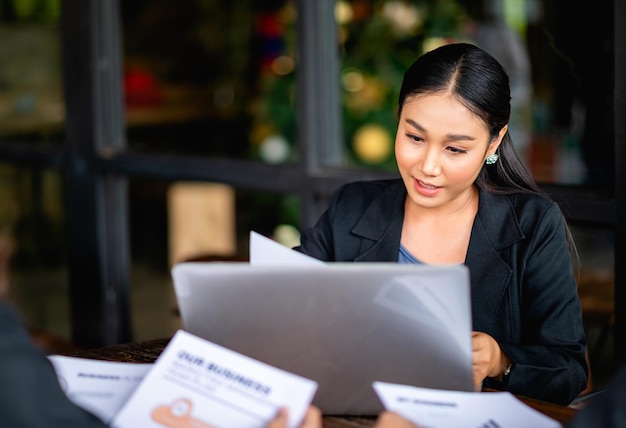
0,0,60,23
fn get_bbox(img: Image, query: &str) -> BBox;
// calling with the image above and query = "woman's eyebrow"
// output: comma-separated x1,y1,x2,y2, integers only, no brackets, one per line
404,118,476,141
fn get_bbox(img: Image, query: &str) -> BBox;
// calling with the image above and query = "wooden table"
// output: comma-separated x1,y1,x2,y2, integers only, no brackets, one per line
65,338,579,427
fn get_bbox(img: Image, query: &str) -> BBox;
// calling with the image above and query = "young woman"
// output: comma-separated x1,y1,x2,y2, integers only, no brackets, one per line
295,43,588,405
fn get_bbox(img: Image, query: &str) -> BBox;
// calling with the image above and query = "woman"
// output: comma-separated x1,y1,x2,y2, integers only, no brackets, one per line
295,43,588,405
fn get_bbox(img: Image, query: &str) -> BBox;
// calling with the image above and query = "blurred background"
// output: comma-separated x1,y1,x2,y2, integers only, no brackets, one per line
0,0,620,390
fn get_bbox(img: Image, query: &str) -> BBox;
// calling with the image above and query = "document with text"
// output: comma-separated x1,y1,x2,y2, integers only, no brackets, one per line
48,355,153,424
373,381,562,428
111,330,318,428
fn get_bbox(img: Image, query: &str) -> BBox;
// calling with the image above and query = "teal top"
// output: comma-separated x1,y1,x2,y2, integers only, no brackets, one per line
398,243,424,264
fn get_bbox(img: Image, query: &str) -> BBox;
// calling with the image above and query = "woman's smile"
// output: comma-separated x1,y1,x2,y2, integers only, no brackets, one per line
414,178,442,196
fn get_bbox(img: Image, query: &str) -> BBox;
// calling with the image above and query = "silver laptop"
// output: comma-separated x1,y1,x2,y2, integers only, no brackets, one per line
171,262,474,415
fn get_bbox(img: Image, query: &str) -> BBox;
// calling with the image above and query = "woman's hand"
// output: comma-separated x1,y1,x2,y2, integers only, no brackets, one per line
472,331,511,387
265,406,322,428
374,411,420,428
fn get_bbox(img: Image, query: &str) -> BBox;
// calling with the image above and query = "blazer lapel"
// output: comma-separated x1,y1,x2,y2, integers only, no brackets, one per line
467,190,524,330
351,180,406,262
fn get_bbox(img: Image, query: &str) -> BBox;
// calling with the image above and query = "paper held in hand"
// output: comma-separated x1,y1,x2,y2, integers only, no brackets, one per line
373,381,561,428
111,330,318,428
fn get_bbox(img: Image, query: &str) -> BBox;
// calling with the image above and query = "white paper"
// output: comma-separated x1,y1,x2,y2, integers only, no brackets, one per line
373,382,562,428
249,231,323,266
112,330,318,428
48,355,153,423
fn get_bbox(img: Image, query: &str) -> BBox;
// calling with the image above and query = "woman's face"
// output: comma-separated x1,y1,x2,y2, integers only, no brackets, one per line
395,92,505,212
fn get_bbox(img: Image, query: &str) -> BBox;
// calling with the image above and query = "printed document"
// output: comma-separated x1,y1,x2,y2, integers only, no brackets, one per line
373,381,562,428
111,330,318,428
48,355,152,423
249,230,322,265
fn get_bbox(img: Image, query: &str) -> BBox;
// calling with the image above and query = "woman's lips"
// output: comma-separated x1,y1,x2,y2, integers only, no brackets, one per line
414,178,442,197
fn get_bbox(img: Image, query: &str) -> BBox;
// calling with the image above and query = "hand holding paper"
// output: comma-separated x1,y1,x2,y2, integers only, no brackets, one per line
373,382,562,428
111,330,318,428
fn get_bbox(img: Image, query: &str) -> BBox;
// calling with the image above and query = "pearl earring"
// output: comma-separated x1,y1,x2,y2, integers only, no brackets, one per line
485,154,499,165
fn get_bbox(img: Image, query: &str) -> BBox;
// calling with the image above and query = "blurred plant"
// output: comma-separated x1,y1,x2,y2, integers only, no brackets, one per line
251,0,470,169
248,1,297,163
338,0,423,169
0,0,60,23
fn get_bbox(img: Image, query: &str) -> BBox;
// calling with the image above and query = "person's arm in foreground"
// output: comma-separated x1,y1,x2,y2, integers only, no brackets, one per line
0,299,108,427
566,366,626,428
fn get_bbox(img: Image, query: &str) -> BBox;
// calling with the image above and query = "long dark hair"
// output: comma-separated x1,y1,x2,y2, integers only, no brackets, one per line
398,42,542,196
398,43,576,252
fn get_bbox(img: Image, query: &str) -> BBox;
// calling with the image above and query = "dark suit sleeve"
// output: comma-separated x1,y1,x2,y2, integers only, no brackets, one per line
0,299,108,427
485,202,588,405
566,366,626,428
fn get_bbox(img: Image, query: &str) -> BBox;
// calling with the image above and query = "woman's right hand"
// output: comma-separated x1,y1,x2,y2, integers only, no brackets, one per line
472,331,511,386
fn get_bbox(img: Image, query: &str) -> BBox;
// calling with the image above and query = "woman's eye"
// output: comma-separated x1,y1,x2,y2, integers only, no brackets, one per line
447,146,468,154
406,133,424,143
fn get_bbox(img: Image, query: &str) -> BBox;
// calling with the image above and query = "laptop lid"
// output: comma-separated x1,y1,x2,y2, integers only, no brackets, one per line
171,262,474,415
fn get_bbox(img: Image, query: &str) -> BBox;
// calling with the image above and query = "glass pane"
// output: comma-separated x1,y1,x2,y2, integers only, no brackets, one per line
129,176,300,341
337,0,614,187
0,1,64,144
522,0,613,187
1,164,70,345
122,0,298,164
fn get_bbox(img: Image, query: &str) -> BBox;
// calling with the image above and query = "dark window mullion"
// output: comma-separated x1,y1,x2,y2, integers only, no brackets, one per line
61,0,130,346
296,0,343,226
614,0,626,364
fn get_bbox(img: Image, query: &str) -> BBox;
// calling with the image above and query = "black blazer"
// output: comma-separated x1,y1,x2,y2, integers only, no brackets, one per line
567,365,626,428
0,299,108,427
296,179,588,405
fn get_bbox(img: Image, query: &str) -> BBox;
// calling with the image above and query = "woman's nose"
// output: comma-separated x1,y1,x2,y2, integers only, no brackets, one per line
420,148,442,176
